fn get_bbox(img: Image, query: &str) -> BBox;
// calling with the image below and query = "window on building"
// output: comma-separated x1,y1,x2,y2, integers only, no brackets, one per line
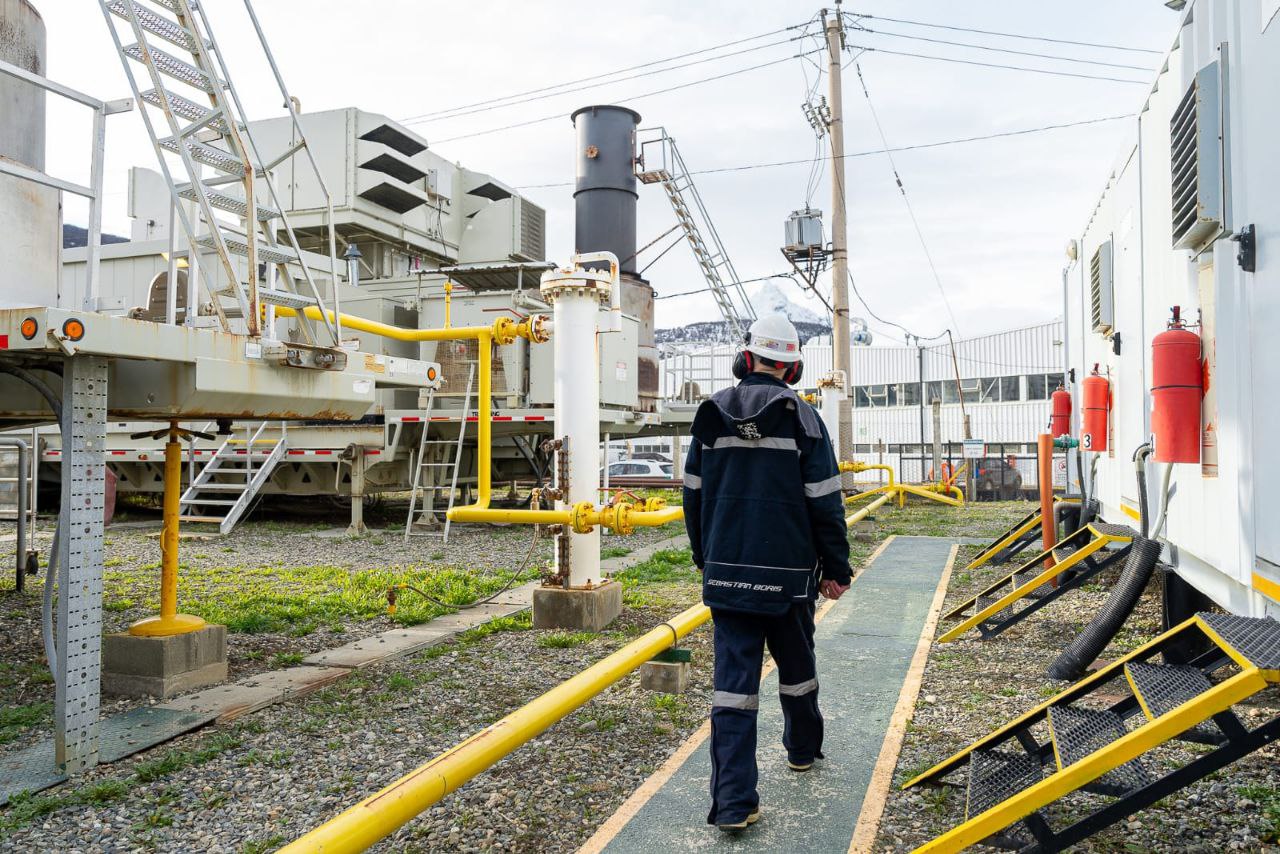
855,386,872,408
925,381,943,404
960,378,980,404
979,377,1001,403
854,444,872,454
1001,375,1020,401
1027,374,1048,400
900,382,921,407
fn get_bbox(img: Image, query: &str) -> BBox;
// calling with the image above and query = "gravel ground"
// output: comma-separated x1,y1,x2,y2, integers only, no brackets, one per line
873,509,1280,852
0,493,683,760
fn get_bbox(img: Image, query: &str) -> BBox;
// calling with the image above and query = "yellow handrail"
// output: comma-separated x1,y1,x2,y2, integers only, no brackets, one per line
838,460,897,489
278,602,712,854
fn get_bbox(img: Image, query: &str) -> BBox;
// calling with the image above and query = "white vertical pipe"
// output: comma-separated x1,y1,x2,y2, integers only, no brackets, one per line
554,292,602,588
820,371,846,452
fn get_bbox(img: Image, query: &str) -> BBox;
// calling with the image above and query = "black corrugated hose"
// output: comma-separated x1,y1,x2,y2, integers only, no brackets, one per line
1046,536,1163,681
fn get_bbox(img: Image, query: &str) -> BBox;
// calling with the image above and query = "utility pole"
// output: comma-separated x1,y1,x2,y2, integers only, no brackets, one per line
824,5,851,397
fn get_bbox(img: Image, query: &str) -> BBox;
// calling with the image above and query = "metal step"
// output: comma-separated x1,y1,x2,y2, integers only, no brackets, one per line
178,184,278,221
140,89,239,135
179,498,237,506
158,135,245,175
965,749,1043,820
123,42,220,93
1090,522,1138,539
1200,613,1280,669
107,0,206,52
178,515,224,524
196,233,298,266
186,483,249,491
1125,662,1221,742
257,287,318,309
1047,705,1153,794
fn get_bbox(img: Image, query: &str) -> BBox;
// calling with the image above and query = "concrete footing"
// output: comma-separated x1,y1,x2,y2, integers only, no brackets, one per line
640,660,690,694
102,624,228,699
532,581,622,631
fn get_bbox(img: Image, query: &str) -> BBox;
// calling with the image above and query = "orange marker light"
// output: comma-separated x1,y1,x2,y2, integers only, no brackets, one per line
62,318,86,341
427,367,437,381
20,317,38,340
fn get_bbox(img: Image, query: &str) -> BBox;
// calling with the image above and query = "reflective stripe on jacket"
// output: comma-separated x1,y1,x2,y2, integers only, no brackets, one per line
683,373,852,615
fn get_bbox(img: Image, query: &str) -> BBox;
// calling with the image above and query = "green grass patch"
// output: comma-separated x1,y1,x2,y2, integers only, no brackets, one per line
271,651,304,668
614,548,696,586
1238,784,1280,841
537,631,595,649
601,546,632,559
0,701,51,745
108,562,541,635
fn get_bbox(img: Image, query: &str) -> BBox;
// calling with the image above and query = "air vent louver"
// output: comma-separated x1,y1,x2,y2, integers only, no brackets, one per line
1090,240,1114,335
516,198,546,261
1170,59,1225,253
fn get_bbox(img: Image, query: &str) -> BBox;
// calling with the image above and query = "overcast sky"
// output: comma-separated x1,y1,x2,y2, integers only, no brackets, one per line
37,1,1179,343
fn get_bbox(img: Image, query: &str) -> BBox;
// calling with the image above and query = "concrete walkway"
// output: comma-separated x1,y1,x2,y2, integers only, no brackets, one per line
584,536,958,854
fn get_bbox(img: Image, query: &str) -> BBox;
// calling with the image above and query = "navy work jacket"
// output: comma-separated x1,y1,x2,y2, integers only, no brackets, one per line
683,373,852,615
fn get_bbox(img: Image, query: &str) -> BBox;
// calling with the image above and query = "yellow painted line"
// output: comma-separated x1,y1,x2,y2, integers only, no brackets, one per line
911,668,1266,853
578,538,890,854
1120,502,1142,522
1252,571,1280,605
903,615,1205,790
849,542,960,854
1124,664,1157,722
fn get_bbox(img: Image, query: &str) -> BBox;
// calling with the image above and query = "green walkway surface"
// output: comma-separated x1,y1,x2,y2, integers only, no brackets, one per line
595,536,956,853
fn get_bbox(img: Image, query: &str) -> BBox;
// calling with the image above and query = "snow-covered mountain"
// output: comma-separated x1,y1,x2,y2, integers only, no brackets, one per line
656,279,830,346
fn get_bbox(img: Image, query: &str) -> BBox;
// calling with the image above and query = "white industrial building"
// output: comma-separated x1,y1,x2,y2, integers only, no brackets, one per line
647,320,1064,487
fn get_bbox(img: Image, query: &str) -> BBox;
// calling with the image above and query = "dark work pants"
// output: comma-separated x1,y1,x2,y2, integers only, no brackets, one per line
707,601,822,825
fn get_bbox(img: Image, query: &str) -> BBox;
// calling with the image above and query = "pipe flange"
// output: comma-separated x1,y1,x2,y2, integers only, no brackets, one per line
539,269,613,304
610,502,635,536
525,314,552,344
570,501,596,534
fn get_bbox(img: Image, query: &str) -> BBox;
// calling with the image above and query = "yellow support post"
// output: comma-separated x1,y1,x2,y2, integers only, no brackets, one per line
128,422,206,637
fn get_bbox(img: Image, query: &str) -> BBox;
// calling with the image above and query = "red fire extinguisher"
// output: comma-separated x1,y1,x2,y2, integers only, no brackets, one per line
1081,365,1109,452
1151,305,1203,464
1050,385,1072,438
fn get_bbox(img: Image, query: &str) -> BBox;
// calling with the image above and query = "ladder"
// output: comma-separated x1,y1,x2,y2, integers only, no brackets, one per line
962,497,1084,573
98,0,340,345
637,131,756,341
179,421,286,534
939,521,1139,644
906,612,1280,853
404,364,475,544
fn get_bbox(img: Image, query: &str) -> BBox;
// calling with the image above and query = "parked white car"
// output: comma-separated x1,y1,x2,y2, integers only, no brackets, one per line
604,459,673,479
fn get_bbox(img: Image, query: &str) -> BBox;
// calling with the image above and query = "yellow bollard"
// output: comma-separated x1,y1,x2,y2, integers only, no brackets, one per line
128,422,206,637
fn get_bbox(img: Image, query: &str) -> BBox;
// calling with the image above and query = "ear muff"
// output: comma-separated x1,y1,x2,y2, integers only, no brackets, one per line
732,350,752,380
784,360,804,386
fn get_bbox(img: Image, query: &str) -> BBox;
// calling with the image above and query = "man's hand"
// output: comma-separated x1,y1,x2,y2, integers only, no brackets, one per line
820,579,850,600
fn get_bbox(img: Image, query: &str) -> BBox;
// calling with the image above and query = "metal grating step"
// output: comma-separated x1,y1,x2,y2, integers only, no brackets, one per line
966,749,1043,819
159,135,245,175
196,233,297,266
1126,662,1220,741
257,287,318,309
123,42,221,93
107,0,206,52
1090,522,1138,539
1048,705,1153,793
1201,613,1280,670
178,184,278,221
140,89,240,135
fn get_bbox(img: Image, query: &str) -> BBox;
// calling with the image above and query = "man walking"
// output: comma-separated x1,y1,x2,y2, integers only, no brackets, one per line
682,314,852,833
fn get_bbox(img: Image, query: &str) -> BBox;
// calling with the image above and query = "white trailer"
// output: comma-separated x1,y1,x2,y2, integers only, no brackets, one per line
1064,0,1280,619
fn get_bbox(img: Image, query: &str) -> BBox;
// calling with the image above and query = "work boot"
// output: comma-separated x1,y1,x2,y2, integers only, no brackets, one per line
716,808,761,833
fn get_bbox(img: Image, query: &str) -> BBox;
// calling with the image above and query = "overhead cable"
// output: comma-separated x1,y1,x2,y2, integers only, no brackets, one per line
401,36,804,126
852,26,1156,72
399,23,805,124
515,113,1132,189
844,42,1149,85
847,13,1164,54
430,49,823,144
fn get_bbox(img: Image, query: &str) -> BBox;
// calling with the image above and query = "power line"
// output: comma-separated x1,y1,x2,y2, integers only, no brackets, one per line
848,13,1164,55
855,63,962,336
401,36,803,126
399,23,805,124
516,113,1133,189
430,49,823,145
845,42,1149,85
854,25,1156,72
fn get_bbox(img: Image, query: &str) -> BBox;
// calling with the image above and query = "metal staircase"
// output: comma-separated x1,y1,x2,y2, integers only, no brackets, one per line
98,0,340,345
637,130,756,341
404,365,475,543
939,521,1136,643
179,421,286,533
906,612,1280,853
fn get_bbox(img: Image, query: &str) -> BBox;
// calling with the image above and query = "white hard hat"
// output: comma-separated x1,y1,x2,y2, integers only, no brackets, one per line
745,314,801,363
